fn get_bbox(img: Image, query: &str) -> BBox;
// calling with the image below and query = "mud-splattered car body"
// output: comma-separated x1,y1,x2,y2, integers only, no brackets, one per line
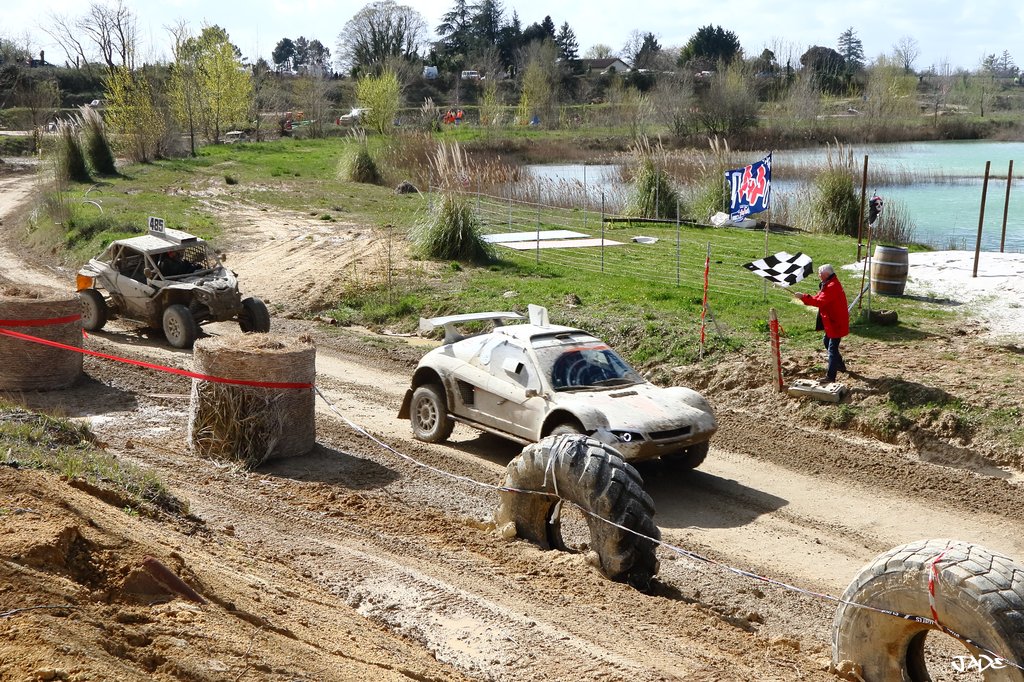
399,306,717,468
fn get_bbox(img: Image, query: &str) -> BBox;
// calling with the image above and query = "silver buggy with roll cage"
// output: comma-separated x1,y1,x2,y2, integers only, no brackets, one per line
75,217,271,349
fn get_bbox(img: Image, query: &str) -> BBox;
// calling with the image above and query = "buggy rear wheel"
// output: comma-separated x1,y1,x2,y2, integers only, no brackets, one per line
239,296,271,333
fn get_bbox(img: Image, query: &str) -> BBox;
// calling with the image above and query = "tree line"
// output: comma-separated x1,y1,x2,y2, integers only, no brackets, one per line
3,0,1023,158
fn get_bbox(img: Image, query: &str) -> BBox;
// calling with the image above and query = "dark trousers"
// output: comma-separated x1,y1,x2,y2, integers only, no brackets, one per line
824,335,846,381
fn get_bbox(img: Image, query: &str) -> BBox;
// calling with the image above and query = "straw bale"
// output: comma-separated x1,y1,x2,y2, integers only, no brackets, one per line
0,288,83,391
189,333,316,467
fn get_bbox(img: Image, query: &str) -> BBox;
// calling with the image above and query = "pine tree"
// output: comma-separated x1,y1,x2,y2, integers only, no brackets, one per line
837,27,865,71
555,22,579,62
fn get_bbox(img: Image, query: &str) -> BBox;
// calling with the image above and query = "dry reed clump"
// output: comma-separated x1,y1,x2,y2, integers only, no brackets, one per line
188,333,316,468
625,136,680,220
342,129,382,185
80,105,117,175
410,142,495,264
0,287,83,391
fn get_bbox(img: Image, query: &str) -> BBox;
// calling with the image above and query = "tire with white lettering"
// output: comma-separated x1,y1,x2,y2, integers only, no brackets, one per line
832,539,1024,681
494,434,660,590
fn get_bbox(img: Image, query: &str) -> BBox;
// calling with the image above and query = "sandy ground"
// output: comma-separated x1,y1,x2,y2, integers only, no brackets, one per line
1,168,1023,681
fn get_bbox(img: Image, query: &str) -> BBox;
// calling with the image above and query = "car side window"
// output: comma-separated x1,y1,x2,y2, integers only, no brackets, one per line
488,342,537,391
113,246,146,283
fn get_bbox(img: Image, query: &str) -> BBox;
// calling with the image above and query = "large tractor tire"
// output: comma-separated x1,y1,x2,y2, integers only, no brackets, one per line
832,539,1024,681
78,289,108,332
495,434,660,590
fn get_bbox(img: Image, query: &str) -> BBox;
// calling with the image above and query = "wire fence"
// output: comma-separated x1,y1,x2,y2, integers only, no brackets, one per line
451,187,819,306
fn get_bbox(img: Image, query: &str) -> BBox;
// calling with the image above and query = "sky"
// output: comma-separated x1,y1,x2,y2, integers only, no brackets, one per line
3,0,1021,74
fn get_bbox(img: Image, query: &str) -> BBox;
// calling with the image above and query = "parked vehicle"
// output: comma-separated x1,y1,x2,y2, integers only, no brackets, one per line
338,108,369,125
398,305,717,469
460,70,481,81
76,217,270,349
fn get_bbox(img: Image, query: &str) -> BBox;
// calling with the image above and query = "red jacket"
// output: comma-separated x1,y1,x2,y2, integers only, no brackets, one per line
801,275,849,338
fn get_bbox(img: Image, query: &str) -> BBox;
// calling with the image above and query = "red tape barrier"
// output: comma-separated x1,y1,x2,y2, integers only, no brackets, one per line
0,314,83,327
0,327,312,390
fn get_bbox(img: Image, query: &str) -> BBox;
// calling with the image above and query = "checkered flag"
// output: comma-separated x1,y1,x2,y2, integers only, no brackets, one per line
743,252,813,287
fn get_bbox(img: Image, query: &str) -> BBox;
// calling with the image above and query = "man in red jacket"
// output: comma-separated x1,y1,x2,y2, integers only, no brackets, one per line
798,264,849,383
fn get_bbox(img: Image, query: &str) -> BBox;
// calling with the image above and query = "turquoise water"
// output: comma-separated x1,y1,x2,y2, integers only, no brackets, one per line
527,141,1024,252
786,141,1024,252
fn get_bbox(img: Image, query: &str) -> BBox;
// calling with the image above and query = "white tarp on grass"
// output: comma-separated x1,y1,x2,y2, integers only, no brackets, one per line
498,238,625,250
482,230,587,243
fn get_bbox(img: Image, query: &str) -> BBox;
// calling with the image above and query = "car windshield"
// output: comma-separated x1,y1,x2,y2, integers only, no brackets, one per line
532,333,644,391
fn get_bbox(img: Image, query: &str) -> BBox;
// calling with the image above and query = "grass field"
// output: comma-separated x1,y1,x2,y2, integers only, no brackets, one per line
28,135,946,371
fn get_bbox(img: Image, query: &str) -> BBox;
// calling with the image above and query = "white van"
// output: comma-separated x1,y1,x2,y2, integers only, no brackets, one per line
460,70,481,81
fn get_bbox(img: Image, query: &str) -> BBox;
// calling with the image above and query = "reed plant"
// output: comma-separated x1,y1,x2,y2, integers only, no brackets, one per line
80,105,117,175
54,120,91,184
809,140,860,236
410,142,495,264
682,137,733,223
342,130,382,185
625,136,680,219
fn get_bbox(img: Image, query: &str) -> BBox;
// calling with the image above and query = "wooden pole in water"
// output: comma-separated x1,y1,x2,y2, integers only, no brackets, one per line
973,160,991,278
1000,160,1013,254
856,155,868,262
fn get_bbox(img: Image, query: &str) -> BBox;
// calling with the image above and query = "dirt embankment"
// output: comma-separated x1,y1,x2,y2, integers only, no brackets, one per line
2,169,1022,681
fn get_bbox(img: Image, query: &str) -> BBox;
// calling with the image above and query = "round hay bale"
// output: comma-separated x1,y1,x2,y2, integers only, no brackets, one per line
188,333,316,467
0,286,83,391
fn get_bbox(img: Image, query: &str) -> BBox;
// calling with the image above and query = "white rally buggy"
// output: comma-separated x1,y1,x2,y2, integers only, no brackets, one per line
398,305,717,469
76,217,270,349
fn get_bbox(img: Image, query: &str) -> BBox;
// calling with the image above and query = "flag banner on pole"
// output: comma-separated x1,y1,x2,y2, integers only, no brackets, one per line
725,153,772,222
742,251,812,287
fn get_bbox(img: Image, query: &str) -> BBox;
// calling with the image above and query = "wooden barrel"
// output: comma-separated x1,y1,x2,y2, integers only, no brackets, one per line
870,245,909,296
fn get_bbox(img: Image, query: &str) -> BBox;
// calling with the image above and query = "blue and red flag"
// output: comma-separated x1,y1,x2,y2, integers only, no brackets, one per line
725,153,772,222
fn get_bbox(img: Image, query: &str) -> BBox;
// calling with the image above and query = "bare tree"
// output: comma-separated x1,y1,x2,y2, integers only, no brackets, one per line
620,30,647,67
924,60,955,121
892,36,920,74
44,0,137,73
336,1,428,76
43,14,92,71
583,44,615,59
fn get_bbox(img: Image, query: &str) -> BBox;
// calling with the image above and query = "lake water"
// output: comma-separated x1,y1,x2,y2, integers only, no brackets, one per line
527,141,1024,252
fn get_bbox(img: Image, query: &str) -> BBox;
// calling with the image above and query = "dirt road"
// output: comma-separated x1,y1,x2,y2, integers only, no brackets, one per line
2,169,1022,680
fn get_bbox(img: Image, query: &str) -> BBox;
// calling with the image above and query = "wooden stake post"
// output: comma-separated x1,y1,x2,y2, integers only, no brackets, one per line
769,307,783,392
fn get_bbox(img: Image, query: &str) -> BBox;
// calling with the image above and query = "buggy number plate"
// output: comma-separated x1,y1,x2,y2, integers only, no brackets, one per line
148,216,166,233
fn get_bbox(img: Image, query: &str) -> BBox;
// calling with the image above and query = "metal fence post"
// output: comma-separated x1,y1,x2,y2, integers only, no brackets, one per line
601,192,606,273
676,200,681,286
583,163,588,234
536,202,541,265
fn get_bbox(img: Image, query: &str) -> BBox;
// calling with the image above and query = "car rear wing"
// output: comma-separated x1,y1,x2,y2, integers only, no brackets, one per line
419,311,526,343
